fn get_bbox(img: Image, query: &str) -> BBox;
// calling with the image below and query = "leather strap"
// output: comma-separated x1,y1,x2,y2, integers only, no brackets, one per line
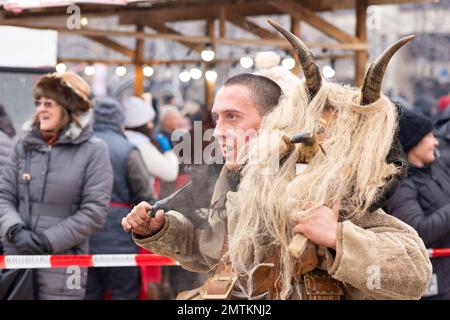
200,224,238,300
23,151,32,229
300,269,344,300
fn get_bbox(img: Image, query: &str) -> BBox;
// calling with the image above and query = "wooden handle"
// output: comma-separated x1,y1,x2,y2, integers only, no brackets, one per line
288,234,309,258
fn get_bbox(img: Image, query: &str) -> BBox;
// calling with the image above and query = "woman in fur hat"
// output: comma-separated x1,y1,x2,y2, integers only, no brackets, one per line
0,72,113,300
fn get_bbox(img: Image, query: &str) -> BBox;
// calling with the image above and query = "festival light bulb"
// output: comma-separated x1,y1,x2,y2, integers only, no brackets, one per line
205,70,217,81
322,65,336,78
55,63,67,73
190,67,202,80
84,65,95,76
240,56,254,69
282,57,295,70
143,66,154,77
115,65,127,77
179,70,191,82
201,46,215,62
80,17,89,26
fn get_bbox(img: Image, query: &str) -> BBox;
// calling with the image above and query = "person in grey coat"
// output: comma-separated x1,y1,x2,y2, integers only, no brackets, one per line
0,104,16,168
0,130,13,168
86,97,155,300
0,72,113,300
0,104,16,256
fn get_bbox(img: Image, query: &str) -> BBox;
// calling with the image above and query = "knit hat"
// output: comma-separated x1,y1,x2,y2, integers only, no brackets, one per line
398,106,434,153
33,72,91,113
93,97,125,131
123,96,156,128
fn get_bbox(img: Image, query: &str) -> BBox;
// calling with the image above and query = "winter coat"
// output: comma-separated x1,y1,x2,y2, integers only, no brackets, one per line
385,159,450,299
134,166,432,300
0,131,13,168
90,127,154,254
434,120,450,169
0,131,13,253
0,115,113,299
125,130,179,182
0,104,16,139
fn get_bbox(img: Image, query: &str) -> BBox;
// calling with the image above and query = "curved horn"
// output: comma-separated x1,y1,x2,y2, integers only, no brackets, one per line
268,19,322,99
361,35,415,105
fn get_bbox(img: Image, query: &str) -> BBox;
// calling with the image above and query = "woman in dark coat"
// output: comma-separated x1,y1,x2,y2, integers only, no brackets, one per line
0,72,113,299
385,107,450,300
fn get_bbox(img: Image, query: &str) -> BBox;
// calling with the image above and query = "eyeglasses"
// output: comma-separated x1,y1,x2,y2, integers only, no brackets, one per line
34,100,56,109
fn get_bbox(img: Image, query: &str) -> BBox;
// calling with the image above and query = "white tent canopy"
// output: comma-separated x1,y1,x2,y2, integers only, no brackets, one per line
0,26,57,68
0,0,146,11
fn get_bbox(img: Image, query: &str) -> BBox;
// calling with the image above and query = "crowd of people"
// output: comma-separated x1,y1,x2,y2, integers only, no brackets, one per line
0,70,198,299
0,42,450,299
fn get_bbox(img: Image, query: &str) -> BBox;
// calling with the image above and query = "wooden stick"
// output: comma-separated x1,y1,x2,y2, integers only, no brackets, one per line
288,234,309,258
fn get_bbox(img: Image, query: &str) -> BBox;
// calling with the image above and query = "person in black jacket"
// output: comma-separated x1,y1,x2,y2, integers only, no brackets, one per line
434,109,450,169
385,107,450,300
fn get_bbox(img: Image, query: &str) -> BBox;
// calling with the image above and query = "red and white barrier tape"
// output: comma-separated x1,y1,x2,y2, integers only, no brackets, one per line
428,248,450,259
1,249,448,269
0,254,177,269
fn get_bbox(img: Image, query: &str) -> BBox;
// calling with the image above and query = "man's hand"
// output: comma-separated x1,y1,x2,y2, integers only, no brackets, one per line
121,201,166,237
293,203,339,249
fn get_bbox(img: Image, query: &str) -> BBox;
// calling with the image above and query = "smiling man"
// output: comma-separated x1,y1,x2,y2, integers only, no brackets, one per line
212,75,281,169
122,74,282,298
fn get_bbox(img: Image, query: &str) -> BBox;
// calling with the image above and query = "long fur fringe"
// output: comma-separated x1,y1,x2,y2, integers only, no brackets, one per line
228,80,398,299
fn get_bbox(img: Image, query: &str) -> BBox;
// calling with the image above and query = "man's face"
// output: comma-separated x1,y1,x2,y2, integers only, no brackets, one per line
163,112,185,133
212,85,262,169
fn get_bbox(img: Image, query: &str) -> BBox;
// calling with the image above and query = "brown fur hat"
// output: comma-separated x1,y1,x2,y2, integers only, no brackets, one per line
33,72,91,113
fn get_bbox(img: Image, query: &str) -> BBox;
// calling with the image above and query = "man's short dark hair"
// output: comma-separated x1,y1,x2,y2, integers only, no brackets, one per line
223,73,282,116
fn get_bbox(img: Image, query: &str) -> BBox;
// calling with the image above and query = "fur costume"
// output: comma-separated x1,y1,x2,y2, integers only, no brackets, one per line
133,22,431,301
227,20,414,299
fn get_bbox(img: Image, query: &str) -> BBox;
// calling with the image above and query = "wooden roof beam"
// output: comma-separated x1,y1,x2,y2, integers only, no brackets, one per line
0,22,210,43
144,21,205,53
85,35,134,58
226,11,279,39
268,0,360,44
0,22,366,50
217,37,367,50
118,2,281,24
1,0,434,22
355,0,369,86
58,53,353,66
58,57,238,65
134,24,145,96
